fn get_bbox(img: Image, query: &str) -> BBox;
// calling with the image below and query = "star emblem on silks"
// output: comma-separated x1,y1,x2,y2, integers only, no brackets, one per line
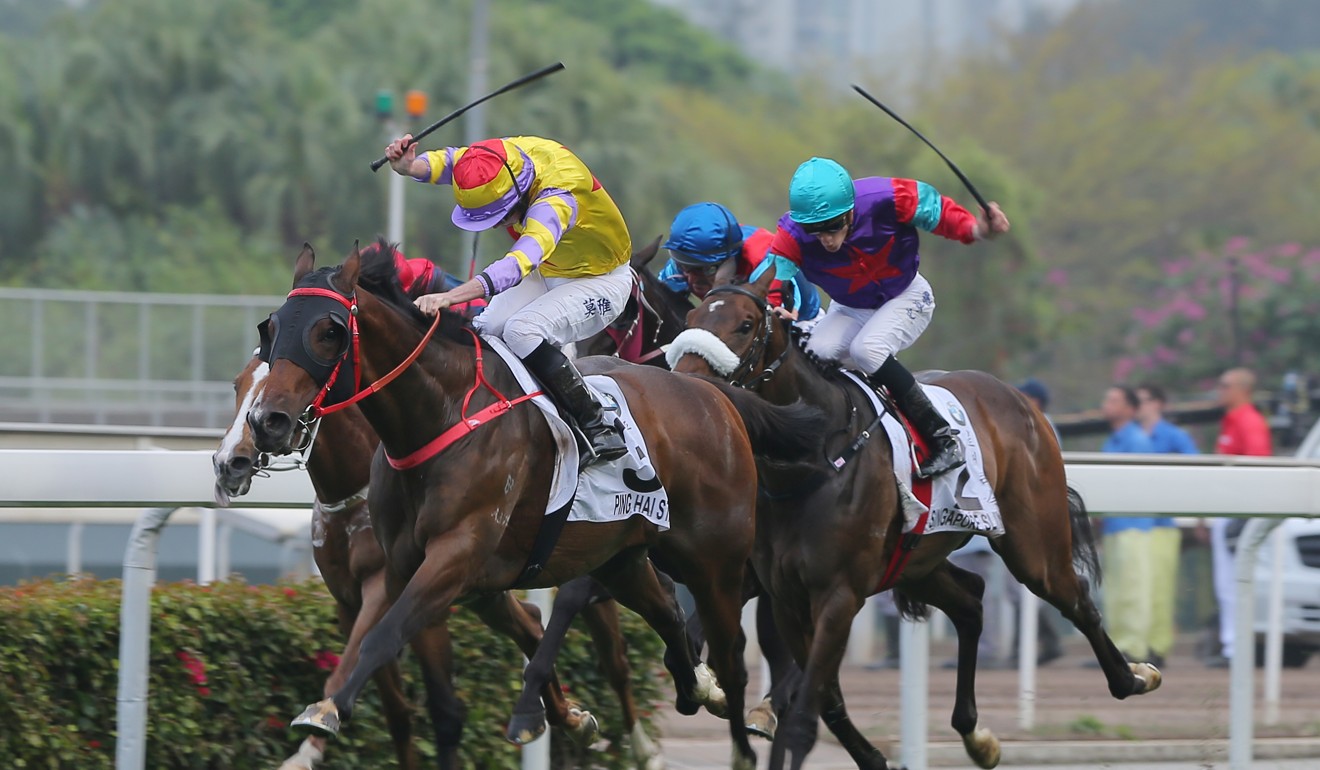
822,238,903,294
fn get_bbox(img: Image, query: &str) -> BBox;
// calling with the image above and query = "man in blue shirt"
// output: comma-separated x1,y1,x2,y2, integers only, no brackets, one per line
1136,384,1198,669
1099,385,1157,664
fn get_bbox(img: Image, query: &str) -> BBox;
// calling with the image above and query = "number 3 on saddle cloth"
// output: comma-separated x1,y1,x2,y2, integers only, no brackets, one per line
835,370,1003,592
482,335,672,531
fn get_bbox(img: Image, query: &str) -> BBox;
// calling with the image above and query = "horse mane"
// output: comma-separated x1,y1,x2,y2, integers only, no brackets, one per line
352,237,475,346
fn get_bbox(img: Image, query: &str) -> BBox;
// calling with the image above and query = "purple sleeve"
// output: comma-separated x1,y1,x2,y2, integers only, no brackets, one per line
480,190,580,295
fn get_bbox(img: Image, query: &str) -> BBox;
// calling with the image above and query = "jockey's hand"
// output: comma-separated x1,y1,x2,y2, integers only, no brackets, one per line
414,292,455,316
385,133,419,177
974,202,1011,240
771,305,799,322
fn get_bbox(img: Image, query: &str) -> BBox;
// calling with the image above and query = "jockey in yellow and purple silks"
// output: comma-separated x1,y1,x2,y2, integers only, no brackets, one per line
754,157,1011,478
384,133,631,465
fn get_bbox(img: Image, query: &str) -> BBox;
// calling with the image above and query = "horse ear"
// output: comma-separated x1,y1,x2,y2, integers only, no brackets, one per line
335,241,362,293
292,243,316,286
630,235,664,270
750,262,776,297
713,254,739,286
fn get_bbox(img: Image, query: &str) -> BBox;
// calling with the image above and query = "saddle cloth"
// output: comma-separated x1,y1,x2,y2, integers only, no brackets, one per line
839,370,1003,538
483,336,672,531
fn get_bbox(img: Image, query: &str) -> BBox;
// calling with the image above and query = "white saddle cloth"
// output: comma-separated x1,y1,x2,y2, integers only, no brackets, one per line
839,370,1003,538
484,337,671,530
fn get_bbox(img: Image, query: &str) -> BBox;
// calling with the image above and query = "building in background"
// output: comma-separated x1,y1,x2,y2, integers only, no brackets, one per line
651,0,1085,86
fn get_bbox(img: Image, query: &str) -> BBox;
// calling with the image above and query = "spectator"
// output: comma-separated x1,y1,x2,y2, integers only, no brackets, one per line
1018,377,1061,443
1135,383,1198,669
1207,368,1274,668
1097,385,1157,664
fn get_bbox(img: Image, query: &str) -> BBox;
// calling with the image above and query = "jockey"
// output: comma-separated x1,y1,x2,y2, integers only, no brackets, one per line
657,202,821,320
754,157,1010,478
384,134,632,465
391,249,486,317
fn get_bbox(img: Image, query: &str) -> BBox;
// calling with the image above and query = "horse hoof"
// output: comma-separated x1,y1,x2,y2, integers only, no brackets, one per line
693,662,728,719
290,699,340,736
630,722,664,770
505,710,547,745
744,698,777,740
278,738,324,770
1130,661,1163,694
566,707,599,747
731,748,757,770
961,724,1001,769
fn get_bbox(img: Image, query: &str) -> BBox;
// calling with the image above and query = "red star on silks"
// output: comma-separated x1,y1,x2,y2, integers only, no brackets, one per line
822,238,902,294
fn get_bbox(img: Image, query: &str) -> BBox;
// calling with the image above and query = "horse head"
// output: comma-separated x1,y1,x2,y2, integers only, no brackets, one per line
248,242,363,453
667,267,782,387
212,352,270,506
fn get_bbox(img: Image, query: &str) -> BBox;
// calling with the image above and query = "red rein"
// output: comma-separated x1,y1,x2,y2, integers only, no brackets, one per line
285,287,540,469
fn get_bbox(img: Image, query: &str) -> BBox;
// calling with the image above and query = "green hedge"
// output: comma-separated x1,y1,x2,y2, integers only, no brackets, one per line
0,578,669,768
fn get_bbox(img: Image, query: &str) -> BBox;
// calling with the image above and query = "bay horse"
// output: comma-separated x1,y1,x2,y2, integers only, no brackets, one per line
212,356,607,767
576,235,692,365
246,241,822,769
670,268,1163,770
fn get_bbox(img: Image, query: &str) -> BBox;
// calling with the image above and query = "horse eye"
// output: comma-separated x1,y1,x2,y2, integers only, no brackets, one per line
737,320,754,334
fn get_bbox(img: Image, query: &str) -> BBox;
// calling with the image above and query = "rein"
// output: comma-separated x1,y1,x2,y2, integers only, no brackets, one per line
280,286,540,471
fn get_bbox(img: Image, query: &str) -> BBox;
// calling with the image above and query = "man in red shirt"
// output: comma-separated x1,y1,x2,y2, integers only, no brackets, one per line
1208,367,1274,667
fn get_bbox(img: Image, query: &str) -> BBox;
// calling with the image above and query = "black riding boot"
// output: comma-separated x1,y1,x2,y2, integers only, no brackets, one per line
869,355,963,478
522,341,628,466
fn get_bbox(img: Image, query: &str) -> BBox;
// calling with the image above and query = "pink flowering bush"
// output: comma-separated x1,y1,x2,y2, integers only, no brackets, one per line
1117,238,1320,388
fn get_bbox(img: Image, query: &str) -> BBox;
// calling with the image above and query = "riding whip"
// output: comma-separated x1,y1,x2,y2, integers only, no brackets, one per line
850,84,991,214
371,62,566,172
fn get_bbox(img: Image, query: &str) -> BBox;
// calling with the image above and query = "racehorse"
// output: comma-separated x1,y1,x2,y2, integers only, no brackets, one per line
212,354,605,767
575,235,692,365
246,240,823,769
669,269,1163,770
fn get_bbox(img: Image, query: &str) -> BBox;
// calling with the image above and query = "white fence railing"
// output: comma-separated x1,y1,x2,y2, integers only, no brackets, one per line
3,447,1319,770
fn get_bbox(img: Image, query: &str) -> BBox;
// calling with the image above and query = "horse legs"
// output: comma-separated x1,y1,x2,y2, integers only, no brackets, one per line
747,595,800,740
579,592,664,770
291,536,473,735
900,564,1001,769
282,571,419,770
408,624,466,770
991,497,1161,700
501,577,604,745
682,558,756,770
819,678,892,770
769,586,861,770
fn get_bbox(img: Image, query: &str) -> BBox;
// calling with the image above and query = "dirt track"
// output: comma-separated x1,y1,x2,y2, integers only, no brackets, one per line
655,635,1320,750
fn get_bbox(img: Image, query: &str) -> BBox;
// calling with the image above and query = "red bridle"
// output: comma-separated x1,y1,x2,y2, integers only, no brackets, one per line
282,287,540,469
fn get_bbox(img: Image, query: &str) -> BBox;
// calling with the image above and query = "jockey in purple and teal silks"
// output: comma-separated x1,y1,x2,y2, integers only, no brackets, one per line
754,158,1011,478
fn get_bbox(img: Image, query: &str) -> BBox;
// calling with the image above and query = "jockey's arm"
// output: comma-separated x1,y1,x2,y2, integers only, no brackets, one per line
472,191,577,298
892,178,1009,242
410,147,463,185
656,259,691,295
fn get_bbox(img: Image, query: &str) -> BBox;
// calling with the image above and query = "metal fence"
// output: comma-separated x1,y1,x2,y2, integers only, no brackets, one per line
0,287,283,428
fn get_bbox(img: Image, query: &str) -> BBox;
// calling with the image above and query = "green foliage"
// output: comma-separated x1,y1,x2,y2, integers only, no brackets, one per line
0,578,668,769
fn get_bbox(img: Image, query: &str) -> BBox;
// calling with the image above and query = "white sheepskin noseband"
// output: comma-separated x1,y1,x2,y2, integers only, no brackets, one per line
665,328,741,376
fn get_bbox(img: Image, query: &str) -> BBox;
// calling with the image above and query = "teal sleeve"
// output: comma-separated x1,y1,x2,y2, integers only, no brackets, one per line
750,254,801,282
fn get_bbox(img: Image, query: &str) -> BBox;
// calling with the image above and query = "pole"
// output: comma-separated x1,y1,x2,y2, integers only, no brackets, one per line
1018,584,1038,730
116,507,178,770
899,617,928,770
459,0,490,277
1264,527,1286,725
387,117,406,248
1230,517,1282,770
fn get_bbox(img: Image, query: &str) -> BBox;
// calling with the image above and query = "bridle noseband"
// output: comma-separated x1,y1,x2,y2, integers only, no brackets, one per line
705,284,791,389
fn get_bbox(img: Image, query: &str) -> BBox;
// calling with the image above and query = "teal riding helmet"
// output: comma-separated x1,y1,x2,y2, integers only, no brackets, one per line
788,157,855,225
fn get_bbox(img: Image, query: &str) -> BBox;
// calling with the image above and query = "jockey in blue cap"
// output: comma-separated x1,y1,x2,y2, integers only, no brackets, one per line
755,157,1010,478
659,202,821,320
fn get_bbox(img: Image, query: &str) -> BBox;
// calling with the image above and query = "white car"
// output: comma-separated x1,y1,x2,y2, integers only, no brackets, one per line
1249,417,1320,667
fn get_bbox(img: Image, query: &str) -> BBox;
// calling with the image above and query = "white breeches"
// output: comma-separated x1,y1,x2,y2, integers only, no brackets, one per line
804,273,935,372
474,264,633,358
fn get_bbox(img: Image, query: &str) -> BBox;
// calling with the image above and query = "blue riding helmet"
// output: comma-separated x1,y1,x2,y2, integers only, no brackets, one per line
788,157,855,225
663,202,744,267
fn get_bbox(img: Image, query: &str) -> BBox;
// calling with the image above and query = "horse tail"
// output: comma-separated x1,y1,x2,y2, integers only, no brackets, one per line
1067,485,1102,587
703,379,823,462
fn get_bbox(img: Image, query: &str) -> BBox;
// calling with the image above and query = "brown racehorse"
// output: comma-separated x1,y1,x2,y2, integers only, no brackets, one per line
212,355,605,768
246,242,822,769
576,236,692,365
670,269,1163,770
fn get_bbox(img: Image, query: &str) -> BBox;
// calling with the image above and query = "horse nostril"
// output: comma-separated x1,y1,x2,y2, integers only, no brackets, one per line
248,409,292,444
227,455,252,475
